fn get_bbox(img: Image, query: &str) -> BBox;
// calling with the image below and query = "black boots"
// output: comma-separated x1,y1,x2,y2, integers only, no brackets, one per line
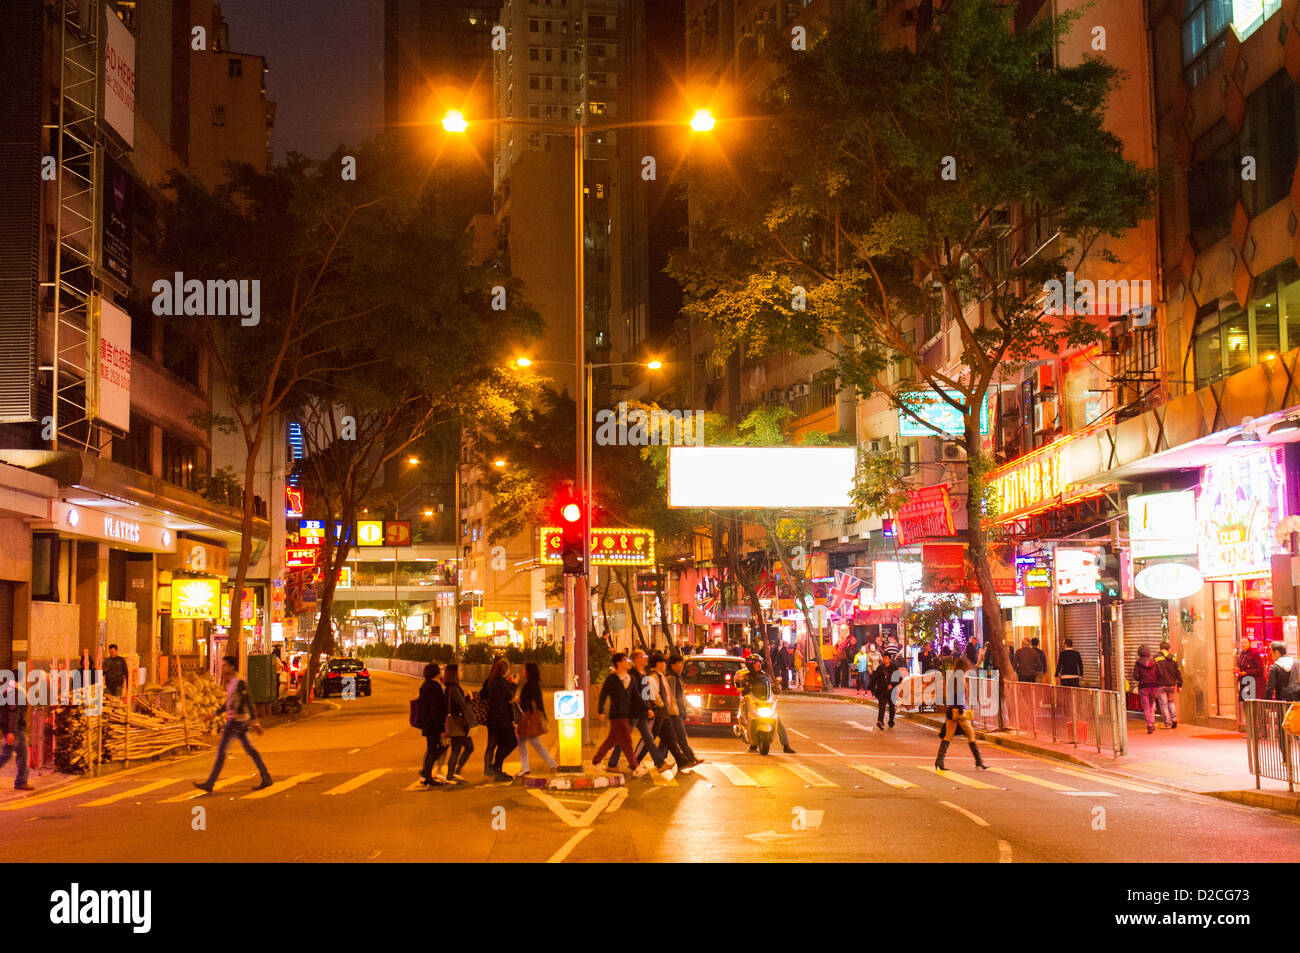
935,740,949,770
970,743,988,769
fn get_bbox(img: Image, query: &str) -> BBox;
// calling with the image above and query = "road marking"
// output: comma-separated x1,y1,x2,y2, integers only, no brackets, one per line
160,774,255,802
920,766,999,789
82,778,179,806
348,748,361,754
1051,767,1162,794
847,720,873,731
528,786,624,827
998,840,1013,863
940,800,990,827
849,763,916,789
241,772,320,799
710,762,759,786
547,828,593,863
782,762,837,787
652,767,678,786
402,779,427,791
1058,791,1117,797
988,767,1078,791
785,726,810,739
817,743,847,757
0,779,113,810
323,769,390,796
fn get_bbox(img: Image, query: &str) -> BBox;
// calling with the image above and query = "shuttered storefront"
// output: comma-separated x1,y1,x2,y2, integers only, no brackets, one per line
0,582,13,671
1123,595,1168,687
1061,601,1101,688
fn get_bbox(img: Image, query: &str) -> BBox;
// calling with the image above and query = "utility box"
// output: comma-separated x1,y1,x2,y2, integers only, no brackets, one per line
245,654,277,703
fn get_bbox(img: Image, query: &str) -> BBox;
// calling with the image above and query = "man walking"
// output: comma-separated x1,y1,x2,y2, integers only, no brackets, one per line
625,650,668,776
666,655,702,769
871,651,900,730
1154,641,1182,729
647,654,691,772
0,676,34,791
103,644,128,698
1013,638,1044,684
195,655,272,793
1056,638,1084,688
592,653,636,773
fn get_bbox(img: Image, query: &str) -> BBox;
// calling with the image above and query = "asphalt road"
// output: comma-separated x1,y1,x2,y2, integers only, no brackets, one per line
3,671,1297,863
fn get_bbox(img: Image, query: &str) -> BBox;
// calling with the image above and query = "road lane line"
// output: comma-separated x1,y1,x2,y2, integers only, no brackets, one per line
160,773,255,802
0,779,113,810
940,800,990,827
1051,767,1162,794
785,726,810,739
241,772,320,799
919,766,999,789
849,763,917,789
998,840,1013,862
846,720,873,731
710,763,759,786
348,748,361,754
988,767,1078,791
323,769,390,796
782,762,837,787
547,828,593,863
82,778,180,806
817,743,848,757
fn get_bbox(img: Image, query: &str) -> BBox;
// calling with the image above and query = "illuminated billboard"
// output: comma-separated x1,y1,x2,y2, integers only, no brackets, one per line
1128,490,1198,559
897,390,989,437
668,447,855,508
540,527,655,566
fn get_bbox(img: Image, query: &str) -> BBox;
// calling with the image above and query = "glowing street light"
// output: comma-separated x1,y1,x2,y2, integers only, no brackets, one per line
493,459,506,468
442,110,468,133
690,109,716,132
646,360,662,370
407,456,420,466
515,357,532,367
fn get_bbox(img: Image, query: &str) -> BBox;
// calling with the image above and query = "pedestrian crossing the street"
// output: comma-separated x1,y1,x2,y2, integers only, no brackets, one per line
0,758,1166,812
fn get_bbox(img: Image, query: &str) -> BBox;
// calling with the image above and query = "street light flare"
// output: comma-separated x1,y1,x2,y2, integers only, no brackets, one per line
515,357,532,367
690,109,716,132
493,459,506,467
442,110,469,133
646,360,662,370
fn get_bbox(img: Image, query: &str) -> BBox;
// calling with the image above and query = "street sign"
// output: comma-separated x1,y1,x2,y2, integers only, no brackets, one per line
636,572,665,594
553,690,585,720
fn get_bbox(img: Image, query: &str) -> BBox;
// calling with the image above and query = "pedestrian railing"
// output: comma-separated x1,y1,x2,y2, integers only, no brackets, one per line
968,677,1127,759
1243,699,1300,792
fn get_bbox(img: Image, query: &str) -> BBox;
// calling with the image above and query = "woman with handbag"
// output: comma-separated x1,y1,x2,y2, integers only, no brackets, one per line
484,657,519,782
515,661,556,777
443,665,476,785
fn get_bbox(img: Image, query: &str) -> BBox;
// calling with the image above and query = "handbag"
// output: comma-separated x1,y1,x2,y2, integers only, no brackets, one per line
444,713,468,737
516,709,545,740
510,700,525,724
409,698,422,729
470,691,489,725
1283,703,1300,736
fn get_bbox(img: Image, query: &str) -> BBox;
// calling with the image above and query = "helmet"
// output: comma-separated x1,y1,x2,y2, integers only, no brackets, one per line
747,655,762,668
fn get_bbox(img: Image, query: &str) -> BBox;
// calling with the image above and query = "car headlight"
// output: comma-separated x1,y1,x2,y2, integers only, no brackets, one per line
685,694,703,709
756,706,774,718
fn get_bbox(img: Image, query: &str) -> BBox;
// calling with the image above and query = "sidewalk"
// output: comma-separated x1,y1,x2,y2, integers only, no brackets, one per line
792,685,1300,814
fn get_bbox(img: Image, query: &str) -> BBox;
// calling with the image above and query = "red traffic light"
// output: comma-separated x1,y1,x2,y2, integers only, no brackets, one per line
561,502,582,523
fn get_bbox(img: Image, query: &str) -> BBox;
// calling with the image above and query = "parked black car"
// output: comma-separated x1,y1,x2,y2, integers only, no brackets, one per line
315,658,371,698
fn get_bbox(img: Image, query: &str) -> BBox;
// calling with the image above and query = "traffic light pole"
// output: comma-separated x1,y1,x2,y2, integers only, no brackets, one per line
573,124,590,740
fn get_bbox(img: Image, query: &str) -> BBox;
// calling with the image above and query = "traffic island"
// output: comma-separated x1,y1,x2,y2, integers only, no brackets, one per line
521,772,625,790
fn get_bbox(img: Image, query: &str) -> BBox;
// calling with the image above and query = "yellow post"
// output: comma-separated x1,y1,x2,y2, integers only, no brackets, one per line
553,689,585,772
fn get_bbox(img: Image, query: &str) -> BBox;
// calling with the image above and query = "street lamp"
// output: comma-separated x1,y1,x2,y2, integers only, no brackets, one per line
446,108,709,716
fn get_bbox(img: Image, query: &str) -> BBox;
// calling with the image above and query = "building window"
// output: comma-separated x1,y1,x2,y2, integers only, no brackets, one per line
529,19,538,31
589,72,608,87
545,76,553,90
228,57,243,78
560,77,568,91
588,14,607,30
1181,0,1232,87
545,48,553,61
529,46,539,60
560,106,568,119
161,432,198,490
1193,260,1300,388
211,105,226,126
1186,119,1237,251
530,75,540,89
544,18,553,32
589,101,607,116
529,104,540,118
560,48,567,63
573,50,581,64
545,104,554,118
590,44,606,57
1240,71,1299,215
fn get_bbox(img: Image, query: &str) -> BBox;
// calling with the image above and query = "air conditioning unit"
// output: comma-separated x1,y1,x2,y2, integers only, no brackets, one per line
866,438,884,453
990,207,1012,231
1034,398,1058,433
793,383,811,397
942,442,964,459
783,389,796,402
1035,363,1056,393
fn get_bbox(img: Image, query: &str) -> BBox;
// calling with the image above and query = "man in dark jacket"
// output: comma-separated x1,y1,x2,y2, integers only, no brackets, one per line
872,653,901,729
1055,638,1084,688
103,644,129,697
1013,639,1044,683
1234,637,1267,729
666,655,701,768
1154,641,1182,729
619,650,666,774
417,663,448,786
592,653,635,772
0,677,33,791
1263,641,1300,701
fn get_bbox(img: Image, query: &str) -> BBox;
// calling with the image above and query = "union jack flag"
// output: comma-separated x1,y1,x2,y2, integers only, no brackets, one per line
825,570,862,617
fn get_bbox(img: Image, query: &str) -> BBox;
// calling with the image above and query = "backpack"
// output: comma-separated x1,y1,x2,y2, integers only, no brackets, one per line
470,690,489,725
409,698,422,729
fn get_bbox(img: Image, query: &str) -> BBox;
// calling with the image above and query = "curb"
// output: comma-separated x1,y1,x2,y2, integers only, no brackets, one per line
1205,789,1300,815
522,773,626,791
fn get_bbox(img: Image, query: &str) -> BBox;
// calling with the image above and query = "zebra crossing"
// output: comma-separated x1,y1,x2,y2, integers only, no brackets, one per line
0,756,1162,813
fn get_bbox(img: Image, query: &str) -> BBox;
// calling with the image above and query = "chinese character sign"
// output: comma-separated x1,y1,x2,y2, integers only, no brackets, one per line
1199,447,1287,579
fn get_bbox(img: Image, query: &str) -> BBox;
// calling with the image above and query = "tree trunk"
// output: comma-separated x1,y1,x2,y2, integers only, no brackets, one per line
617,568,648,650
227,439,262,656
301,501,351,700
599,569,613,650
965,423,1014,681
655,561,672,648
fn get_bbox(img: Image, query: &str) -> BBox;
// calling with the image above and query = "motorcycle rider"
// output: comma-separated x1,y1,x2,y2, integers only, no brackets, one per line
734,655,795,753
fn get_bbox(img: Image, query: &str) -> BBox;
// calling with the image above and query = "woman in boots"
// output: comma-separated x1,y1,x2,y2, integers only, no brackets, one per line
935,656,988,771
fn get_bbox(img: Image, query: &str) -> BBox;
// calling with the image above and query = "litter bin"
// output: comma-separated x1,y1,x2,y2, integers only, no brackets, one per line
245,654,276,704
804,661,823,691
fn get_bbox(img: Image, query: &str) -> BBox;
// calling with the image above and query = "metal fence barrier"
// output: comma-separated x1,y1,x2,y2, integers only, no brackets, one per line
966,675,1127,759
1244,699,1300,792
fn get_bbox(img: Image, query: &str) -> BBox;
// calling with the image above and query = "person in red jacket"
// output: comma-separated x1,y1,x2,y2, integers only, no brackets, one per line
1132,645,1162,734
1234,637,1267,730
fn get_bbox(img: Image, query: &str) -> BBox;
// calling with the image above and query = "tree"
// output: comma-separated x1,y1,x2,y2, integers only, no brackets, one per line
669,0,1153,679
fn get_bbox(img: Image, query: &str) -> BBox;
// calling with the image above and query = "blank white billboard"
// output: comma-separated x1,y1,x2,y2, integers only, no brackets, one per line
668,446,856,508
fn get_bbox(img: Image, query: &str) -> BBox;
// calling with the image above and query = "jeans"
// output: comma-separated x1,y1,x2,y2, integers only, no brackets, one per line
205,721,271,786
1158,687,1178,725
653,714,690,767
488,723,517,773
0,728,28,787
629,716,666,769
669,715,697,763
1139,687,1162,730
593,718,634,765
517,733,555,773
421,734,446,781
876,692,896,726
447,736,474,778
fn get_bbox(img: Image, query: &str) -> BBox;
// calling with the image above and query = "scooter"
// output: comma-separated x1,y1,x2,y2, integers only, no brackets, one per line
735,683,779,755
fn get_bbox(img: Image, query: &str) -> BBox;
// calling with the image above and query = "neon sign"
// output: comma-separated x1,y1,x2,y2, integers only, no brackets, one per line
1198,446,1287,579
